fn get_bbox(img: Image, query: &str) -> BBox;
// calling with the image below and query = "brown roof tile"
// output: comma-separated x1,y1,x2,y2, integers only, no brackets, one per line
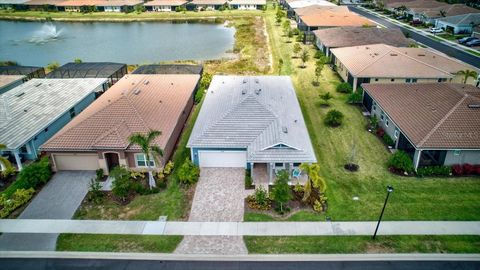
300,10,376,27
363,83,480,149
41,74,200,151
293,5,349,16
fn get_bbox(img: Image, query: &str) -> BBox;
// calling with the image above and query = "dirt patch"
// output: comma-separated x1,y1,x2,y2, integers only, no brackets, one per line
365,242,395,254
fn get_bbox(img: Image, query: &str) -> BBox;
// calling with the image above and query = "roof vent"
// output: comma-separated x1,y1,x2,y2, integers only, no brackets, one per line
243,78,247,84
255,78,259,84
282,126,288,133
390,53,398,56
134,89,141,95
144,80,149,85
255,89,262,95
15,92,25,98
418,54,426,57
34,83,42,87
241,89,247,95
468,104,480,109
23,109,28,112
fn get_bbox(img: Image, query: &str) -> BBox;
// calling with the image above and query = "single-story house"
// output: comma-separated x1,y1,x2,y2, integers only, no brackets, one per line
41,74,200,174
228,0,265,10
144,0,187,12
132,64,203,75
387,0,445,15
0,75,26,95
56,0,96,12
435,13,480,35
46,62,127,86
187,76,317,186
284,0,336,17
298,10,376,42
23,0,64,10
293,5,350,22
0,0,29,9
0,78,108,170
187,0,226,10
313,26,411,57
410,4,479,25
362,83,480,170
0,65,46,80
95,0,143,12
330,43,479,92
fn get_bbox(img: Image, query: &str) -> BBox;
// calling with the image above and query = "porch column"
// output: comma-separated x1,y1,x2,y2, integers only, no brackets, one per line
250,162,254,171
13,150,22,171
269,162,273,184
289,163,293,176
353,77,358,92
413,150,422,172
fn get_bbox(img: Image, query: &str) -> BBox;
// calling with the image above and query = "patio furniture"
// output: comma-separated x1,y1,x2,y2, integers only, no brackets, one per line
292,168,301,179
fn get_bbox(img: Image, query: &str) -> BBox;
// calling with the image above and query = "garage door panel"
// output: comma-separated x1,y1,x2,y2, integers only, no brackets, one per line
198,151,246,168
54,154,99,171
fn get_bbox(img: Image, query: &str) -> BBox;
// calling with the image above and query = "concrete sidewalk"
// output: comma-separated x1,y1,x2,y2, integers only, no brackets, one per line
0,219,479,236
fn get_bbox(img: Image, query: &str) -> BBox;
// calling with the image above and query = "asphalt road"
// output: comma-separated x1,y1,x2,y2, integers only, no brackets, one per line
1,258,480,270
349,6,480,69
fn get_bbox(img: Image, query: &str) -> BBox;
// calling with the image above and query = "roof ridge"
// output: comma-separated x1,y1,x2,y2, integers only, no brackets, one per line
418,94,469,147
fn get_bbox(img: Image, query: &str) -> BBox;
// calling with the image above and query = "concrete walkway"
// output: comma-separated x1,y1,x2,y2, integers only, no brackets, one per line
0,171,94,251
175,168,248,255
1,220,479,236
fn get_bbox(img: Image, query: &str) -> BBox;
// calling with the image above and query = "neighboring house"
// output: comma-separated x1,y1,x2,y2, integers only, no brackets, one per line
0,78,108,170
41,74,200,174
292,5,350,22
187,0,226,10
313,27,411,57
330,43,479,92
56,0,95,11
298,10,376,42
187,76,317,185
23,0,64,10
0,75,26,95
410,4,479,25
0,65,46,80
283,0,336,17
144,0,188,11
132,64,203,75
95,0,143,12
228,0,265,10
436,13,480,34
0,0,29,9
46,62,127,86
362,83,480,170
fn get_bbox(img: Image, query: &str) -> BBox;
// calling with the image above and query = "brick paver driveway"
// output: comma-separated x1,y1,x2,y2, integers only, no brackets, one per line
0,171,93,251
175,168,248,254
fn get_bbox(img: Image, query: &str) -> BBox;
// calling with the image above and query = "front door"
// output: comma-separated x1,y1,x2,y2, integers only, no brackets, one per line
105,153,120,172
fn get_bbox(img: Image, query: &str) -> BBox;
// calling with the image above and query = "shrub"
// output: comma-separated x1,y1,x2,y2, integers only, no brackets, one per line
474,165,480,175
87,178,103,204
369,115,379,130
387,150,414,173
347,88,363,103
0,188,35,218
376,127,385,138
463,164,474,175
15,157,52,191
177,159,200,185
336,82,353,93
271,170,292,214
95,168,104,181
110,166,132,201
324,109,344,127
163,161,174,175
2,166,16,179
293,182,304,193
383,134,395,147
416,166,451,177
314,50,324,59
452,164,463,176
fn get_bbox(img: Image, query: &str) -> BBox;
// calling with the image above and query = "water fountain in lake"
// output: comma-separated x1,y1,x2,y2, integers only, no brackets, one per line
28,23,64,44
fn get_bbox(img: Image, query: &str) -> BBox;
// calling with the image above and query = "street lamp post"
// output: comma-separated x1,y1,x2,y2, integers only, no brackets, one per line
372,185,394,240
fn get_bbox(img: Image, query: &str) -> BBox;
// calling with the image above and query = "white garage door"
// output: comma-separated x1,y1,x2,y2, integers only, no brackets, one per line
198,151,247,168
53,153,99,171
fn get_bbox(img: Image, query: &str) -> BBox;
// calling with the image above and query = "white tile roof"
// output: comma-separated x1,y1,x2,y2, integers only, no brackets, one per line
0,78,107,150
188,76,317,163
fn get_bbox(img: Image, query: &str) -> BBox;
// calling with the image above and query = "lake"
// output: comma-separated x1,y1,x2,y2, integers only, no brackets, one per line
0,20,235,66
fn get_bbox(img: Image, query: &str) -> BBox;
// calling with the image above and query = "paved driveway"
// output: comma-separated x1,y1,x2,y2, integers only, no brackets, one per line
0,171,93,251
175,168,248,254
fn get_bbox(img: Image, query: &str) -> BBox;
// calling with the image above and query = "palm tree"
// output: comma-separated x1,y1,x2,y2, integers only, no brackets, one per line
457,69,478,84
128,130,163,189
300,163,327,202
0,144,13,173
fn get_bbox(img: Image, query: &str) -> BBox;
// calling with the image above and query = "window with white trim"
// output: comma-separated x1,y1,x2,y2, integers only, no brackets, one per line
135,153,155,167
453,150,461,156
385,117,389,127
394,129,399,138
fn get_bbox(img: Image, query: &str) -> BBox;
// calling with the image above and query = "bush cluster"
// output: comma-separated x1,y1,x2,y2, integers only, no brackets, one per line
2,157,52,198
336,83,353,93
0,188,35,218
416,166,451,177
324,109,344,127
451,164,480,176
383,134,395,147
387,150,414,174
247,187,271,210
177,159,200,185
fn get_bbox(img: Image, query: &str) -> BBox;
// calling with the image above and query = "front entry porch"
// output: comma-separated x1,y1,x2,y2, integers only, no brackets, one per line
251,163,308,189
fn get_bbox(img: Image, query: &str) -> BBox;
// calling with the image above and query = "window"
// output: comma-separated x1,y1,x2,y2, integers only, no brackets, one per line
135,154,155,167
412,78,417,83
390,78,395,82
406,78,411,83
380,112,384,120
275,163,284,167
394,129,399,138
374,78,379,82
385,118,389,127
69,108,76,119
44,127,49,132
373,105,376,111
438,78,447,82
293,163,301,167
453,150,461,156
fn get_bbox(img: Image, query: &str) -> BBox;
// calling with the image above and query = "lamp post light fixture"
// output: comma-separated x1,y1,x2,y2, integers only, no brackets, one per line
372,185,394,240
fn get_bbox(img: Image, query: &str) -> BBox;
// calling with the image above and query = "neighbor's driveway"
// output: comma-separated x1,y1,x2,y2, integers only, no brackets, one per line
175,168,248,254
0,171,94,251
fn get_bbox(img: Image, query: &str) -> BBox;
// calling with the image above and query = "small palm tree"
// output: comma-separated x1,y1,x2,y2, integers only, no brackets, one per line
457,69,478,84
128,130,163,189
300,49,309,68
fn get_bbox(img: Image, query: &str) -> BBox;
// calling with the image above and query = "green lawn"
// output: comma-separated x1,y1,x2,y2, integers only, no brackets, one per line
245,235,480,254
262,9,480,222
57,234,181,253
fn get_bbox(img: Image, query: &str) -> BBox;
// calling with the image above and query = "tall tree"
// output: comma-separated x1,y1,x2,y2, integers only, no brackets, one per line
457,69,478,84
128,130,164,189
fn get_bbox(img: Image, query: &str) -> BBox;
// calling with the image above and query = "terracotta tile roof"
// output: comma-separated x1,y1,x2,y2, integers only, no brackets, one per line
287,0,336,9
293,5,350,16
41,74,200,152
300,10,376,27
313,26,410,48
189,0,226,5
363,83,480,149
144,0,188,6
0,75,25,89
24,0,64,5
416,4,480,18
94,0,143,6
330,43,477,78
57,0,98,6
388,0,445,9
